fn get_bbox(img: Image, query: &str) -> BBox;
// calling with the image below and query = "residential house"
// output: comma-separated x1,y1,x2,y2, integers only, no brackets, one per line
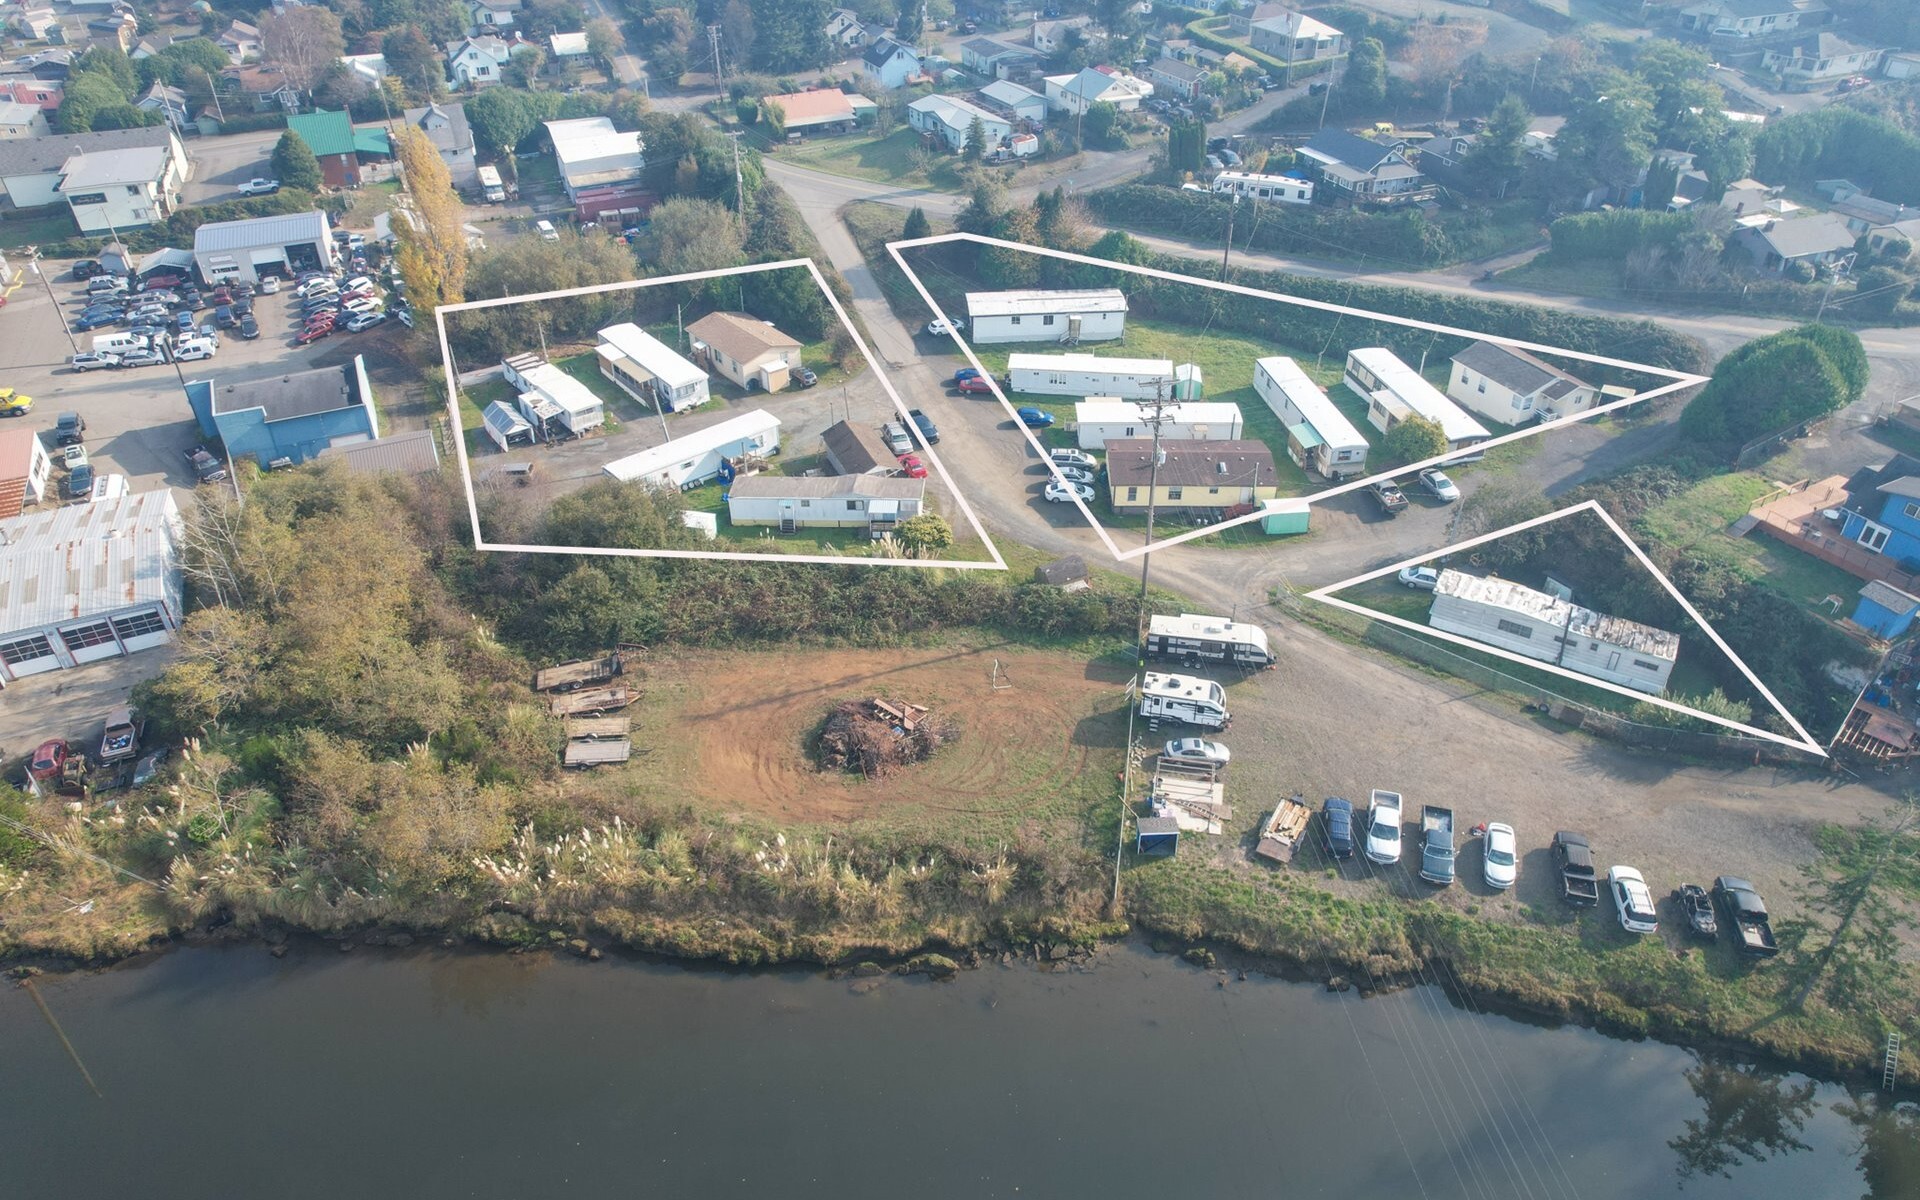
1146,57,1205,102
1296,129,1434,206
11,9,62,41
1447,340,1598,426
821,420,899,475
60,145,184,236
907,94,1012,153
19,50,73,82
0,426,54,519
1247,10,1347,73
404,102,478,187
965,288,1128,343
185,357,380,468
1762,32,1884,87
469,0,523,34
1675,0,1828,37
224,63,302,112
1828,189,1917,237
685,312,803,392
1868,217,1920,258
1729,213,1856,273
130,37,167,60
1885,51,1920,81
595,322,709,412
727,475,926,530
960,37,1040,79
1428,569,1679,694
286,108,388,188
1105,439,1282,516
85,13,137,52
0,79,63,112
1841,462,1920,564
824,8,866,50
501,352,603,439
445,34,533,88
543,115,647,221
600,410,781,489
134,81,191,131
1252,356,1368,479
1043,66,1153,115
0,100,49,139
978,79,1046,125
1075,400,1242,450
1031,15,1092,54
764,88,863,134
217,19,261,63
861,36,925,89
0,124,188,210
1008,353,1183,400
549,31,589,59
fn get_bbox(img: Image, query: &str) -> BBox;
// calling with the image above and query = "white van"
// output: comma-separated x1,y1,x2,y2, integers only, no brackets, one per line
535,219,559,241
173,337,216,362
89,473,128,504
91,332,150,355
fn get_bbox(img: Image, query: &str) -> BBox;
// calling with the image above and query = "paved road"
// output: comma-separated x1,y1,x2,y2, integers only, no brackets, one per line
577,0,648,87
181,128,281,204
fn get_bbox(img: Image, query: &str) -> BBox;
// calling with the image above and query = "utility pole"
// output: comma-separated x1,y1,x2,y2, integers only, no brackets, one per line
1219,193,1239,281
29,248,79,356
727,129,745,214
1134,379,1175,635
706,24,725,90
1317,74,1334,129
1817,251,1857,322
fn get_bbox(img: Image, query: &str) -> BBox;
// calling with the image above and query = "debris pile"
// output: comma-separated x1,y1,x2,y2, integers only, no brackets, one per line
817,698,955,777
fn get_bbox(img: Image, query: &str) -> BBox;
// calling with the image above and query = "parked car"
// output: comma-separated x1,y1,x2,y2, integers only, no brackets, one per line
1551,831,1601,906
342,311,385,333
1418,468,1461,502
1674,882,1718,939
1322,796,1356,860
118,348,166,368
1050,448,1098,470
1205,153,1224,170
1712,876,1779,957
62,443,87,470
955,375,994,394
951,367,982,384
1044,479,1094,503
71,259,104,279
1162,737,1230,767
237,177,281,196
214,304,237,328
793,367,818,388
173,338,216,362
880,421,914,455
174,311,197,334
295,323,334,344
65,461,95,499
238,315,261,340
179,290,205,310
98,705,143,764
1017,407,1055,428
1368,481,1408,514
85,276,128,296
1218,148,1241,167
72,311,120,331
1052,465,1096,487
1,388,33,415
342,275,375,291
1609,865,1659,934
54,411,85,444
184,444,228,483
925,317,964,336
896,452,928,479
143,272,185,290
536,219,560,240
1365,789,1404,865
1397,565,1440,590
1481,821,1518,889
342,296,382,316
909,409,939,443
27,738,69,781
259,276,281,294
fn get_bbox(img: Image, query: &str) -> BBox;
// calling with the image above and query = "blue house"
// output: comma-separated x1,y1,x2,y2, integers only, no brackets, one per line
186,356,379,468
1852,581,1920,640
1838,462,1920,570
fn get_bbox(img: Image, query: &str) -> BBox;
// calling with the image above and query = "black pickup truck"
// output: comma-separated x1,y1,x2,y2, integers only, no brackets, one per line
1552,831,1601,906
1713,876,1779,957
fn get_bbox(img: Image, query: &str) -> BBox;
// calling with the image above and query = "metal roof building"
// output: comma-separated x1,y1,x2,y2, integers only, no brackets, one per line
192,209,336,285
1345,346,1490,451
596,322,709,412
186,356,378,467
1428,569,1679,694
315,429,442,476
0,489,183,682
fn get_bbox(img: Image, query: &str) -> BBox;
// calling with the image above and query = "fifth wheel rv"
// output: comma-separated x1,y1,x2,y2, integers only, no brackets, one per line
1145,613,1275,669
1138,672,1232,729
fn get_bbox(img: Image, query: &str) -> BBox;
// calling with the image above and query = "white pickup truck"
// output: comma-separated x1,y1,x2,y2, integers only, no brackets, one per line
237,177,280,196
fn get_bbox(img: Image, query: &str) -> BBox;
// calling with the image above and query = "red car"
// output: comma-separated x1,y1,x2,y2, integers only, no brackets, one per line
898,453,928,479
954,375,994,394
28,738,68,781
295,323,333,344
207,287,234,306
143,272,185,290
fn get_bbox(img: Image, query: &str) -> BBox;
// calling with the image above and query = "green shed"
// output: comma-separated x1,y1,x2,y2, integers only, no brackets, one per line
1260,497,1310,536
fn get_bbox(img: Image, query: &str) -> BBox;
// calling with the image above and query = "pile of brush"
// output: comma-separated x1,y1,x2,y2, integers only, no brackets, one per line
817,698,955,777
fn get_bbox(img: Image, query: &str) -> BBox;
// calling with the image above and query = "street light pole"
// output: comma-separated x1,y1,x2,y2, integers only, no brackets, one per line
1219,193,1238,281
29,247,80,356
1816,251,1858,323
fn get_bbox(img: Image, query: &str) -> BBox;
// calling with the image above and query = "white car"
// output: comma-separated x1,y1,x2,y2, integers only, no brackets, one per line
925,318,964,336
118,348,166,368
1482,821,1518,890
69,352,119,371
342,296,382,315
258,276,281,294
1049,448,1097,470
1398,566,1440,590
1609,865,1659,934
62,444,88,470
1162,737,1230,767
1419,468,1461,503
536,219,559,241
173,338,216,362
1052,465,1096,486
297,280,338,299
344,311,386,332
1044,480,1094,503
1365,789,1403,865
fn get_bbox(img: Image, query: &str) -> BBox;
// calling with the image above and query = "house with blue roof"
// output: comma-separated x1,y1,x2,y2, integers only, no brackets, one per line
186,356,379,468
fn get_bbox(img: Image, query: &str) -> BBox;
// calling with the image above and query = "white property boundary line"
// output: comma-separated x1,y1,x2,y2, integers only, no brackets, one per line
433,257,1008,571
885,232,1712,560
1304,499,1827,756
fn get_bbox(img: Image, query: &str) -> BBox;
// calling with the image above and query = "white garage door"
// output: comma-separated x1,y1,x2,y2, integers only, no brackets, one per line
0,632,61,679
59,620,123,665
112,610,172,653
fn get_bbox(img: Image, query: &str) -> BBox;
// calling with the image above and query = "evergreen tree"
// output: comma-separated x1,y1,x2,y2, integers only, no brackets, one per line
271,130,324,192
963,113,987,160
902,206,931,240
1465,94,1530,193
1344,37,1388,107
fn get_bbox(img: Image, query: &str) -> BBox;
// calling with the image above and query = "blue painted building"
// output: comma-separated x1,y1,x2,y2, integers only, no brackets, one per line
186,356,378,468
1852,581,1920,640
1839,468,1920,570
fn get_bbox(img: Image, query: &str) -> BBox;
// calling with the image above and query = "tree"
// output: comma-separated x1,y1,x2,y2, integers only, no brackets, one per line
56,71,140,133
1166,117,1206,175
1677,325,1859,445
503,45,547,89
1465,93,1530,193
525,0,584,37
1083,100,1121,149
895,1,923,42
391,125,469,314
261,6,346,98
1695,125,1754,202
465,87,542,156
458,228,645,355
1344,37,1388,107
1642,155,1680,212
381,29,445,102
136,38,231,90
1778,801,1919,1014
1788,322,1868,404
637,197,746,277
748,0,834,72
963,112,987,160
1558,69,1658,192
895,513,953,553
1854,265,1916,319
763,98,786,140
1380,416,1448,466
741,184,829,338
586,17,625,64
271,130,324,192
73,47,138,97
902,206,931,240
956,176,1009,235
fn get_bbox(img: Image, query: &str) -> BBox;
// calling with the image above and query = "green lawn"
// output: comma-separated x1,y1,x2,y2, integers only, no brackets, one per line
0,211,76,250
770,127,964,189
1636,472,1862,611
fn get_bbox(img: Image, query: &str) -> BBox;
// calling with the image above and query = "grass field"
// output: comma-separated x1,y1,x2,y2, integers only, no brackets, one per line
1637,472,1862,611
0,211,76,250
769,128,965,190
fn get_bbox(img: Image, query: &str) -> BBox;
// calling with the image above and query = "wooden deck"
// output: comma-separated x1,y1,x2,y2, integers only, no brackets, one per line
1745,476,1920,595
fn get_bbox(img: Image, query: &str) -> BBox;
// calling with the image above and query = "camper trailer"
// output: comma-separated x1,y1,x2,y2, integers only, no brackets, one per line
1138,672,1232,729
1145,613,1274,668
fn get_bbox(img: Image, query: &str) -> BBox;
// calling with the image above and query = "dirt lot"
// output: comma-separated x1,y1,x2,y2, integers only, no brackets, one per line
633,643,1133,825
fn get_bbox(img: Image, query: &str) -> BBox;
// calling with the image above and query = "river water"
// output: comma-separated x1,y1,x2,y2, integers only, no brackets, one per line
3,939,1913,1199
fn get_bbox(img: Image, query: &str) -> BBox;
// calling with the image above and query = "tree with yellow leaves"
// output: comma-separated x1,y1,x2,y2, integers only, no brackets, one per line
390,124,468,316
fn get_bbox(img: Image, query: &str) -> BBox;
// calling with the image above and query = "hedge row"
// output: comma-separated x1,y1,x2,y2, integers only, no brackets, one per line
1084,184,1462,269
1546,209,1695,263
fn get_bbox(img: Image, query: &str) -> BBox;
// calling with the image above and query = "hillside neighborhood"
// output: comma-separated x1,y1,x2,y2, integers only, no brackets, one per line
4,0,1920,1187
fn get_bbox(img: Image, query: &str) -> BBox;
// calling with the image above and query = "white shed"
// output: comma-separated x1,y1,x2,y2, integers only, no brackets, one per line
1427,569,1678,694
502,353,604,436
1009,352,1178,399
596,322,709,413
602,409,781,489
726,474,926,528
1074,400,1244,450
965,288,1127,344
1253,356,1368,479
1344,347,1489,453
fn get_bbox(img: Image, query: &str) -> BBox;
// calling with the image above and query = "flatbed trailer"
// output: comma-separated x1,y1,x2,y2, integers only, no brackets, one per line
563,737,632,767
1254,795,1313,863
564,715,632,739
547,685,634,716
533,644,642,693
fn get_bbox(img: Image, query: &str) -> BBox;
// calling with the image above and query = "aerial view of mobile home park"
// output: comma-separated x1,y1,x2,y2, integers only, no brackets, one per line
3,0,1919,1194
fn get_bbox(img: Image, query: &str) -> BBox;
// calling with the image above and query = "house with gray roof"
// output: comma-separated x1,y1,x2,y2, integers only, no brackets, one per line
1296,129,1433,206
0,123,186,209
1729,212,1857,273
1447,340,1598,426
404,102,478,187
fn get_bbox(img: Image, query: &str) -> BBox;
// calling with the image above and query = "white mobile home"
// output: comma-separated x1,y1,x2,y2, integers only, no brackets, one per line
596,322,710,413
1074,400,1245,450
602,409,781,489
1428,569,1678,694
1447,339,1598,426
1344,347,1489,453
965,288,1127,344
1253,356,1368,479
1211,171,1314,206
726,474,926,529
1009,353,1182,400
502,352,604,437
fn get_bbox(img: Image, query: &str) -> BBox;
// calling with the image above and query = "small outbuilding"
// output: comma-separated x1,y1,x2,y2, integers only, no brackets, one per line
1034,554,1090,591
601,409,781,489
482,400,534,451
1135,815,1180,857
315,429,442,476
1852,581,1920,641
821,419,897,476
686,311,803,392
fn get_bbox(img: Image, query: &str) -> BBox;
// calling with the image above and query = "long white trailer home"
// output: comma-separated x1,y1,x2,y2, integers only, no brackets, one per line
1074,400,1244,449
1344,347,1489,454
726,474,926,529
595,322,709,413
1211,170,1314,205
502,352,604,437
1253,356,1369,479
1427,569,1678,694
1008,352,1188,399
965,288,1128,344
601,409,781,489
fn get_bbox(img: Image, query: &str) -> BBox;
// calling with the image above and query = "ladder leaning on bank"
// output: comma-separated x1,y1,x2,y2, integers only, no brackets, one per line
1885,1032,1902,1093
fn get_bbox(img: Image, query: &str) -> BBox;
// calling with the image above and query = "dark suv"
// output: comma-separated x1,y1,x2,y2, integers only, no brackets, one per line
55,411,86,445
909,408,940,444
1322,796,1356,860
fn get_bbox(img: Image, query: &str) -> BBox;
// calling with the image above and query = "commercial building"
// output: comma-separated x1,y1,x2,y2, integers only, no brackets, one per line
685,312,803,392
543,116,648,222
1345,347,1490,453
186,356,379,467
0,489,183,683
0,124,187,210
595,323,709,412
1105,439,1282,515
1253,356,1368,479
726,475,926,529
0,425,54,519
192,209,336,285
1428,569,1679,694
1447,340,1598,426
1008,353,1191,400
1074,400,1244,450
601,409,781,489
502,353,605,438
55,143,183,234
965,289,1128,344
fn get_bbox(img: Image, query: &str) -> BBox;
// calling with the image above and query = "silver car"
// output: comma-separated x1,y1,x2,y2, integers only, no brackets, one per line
881,421,913,455
1162,737,1229,767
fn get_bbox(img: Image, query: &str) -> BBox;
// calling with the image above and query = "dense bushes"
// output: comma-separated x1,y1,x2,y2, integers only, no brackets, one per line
1678,324,1866,448
1084,185,1461,268
1546,209,1695,262
1755,109,1920,205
